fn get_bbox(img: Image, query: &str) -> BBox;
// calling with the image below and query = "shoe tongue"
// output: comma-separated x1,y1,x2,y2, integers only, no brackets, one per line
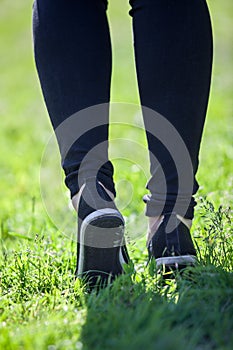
176,214,192,229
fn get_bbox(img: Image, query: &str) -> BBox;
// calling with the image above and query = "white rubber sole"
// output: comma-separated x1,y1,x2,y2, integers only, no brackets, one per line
156,255,197,268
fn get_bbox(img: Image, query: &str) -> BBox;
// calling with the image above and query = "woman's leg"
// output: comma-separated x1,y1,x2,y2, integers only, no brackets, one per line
33,0,115,197
33,0,129,286
130,0,213,268
130,0,213,220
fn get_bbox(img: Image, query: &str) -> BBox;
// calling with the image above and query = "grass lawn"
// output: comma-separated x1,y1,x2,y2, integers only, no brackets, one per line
0,0,233,349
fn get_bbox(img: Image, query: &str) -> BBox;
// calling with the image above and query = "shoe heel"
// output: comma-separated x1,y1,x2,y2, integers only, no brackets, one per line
77,211,126,287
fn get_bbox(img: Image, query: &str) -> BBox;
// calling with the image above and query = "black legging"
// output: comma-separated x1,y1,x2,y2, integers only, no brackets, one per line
33,0,213,219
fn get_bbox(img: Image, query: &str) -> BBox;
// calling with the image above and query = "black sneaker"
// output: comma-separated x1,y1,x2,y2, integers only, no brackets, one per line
75,178,129,288
148,213,196,272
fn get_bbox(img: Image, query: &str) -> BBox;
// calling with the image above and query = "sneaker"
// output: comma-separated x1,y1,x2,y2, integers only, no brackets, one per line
147,212,196,271
75,178,129,287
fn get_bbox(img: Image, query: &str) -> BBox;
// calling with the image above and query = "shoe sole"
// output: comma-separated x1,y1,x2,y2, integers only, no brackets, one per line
156,255,197,268
77,208,126,286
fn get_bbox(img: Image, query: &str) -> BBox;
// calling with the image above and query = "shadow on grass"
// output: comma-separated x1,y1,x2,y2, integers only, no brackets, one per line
80,264,233,350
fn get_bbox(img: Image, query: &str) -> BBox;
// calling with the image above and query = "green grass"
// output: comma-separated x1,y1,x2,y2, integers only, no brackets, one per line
0,0,233,349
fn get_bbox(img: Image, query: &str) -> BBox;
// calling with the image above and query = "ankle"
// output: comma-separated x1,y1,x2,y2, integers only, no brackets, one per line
147,214,193,246
147,216,164,246
176,214,192,229
71,181,115,212
98,182,115,201
72,183,85,212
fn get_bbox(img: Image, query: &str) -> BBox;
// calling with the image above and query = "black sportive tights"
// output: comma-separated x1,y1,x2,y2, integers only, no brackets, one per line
33,0,213,219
